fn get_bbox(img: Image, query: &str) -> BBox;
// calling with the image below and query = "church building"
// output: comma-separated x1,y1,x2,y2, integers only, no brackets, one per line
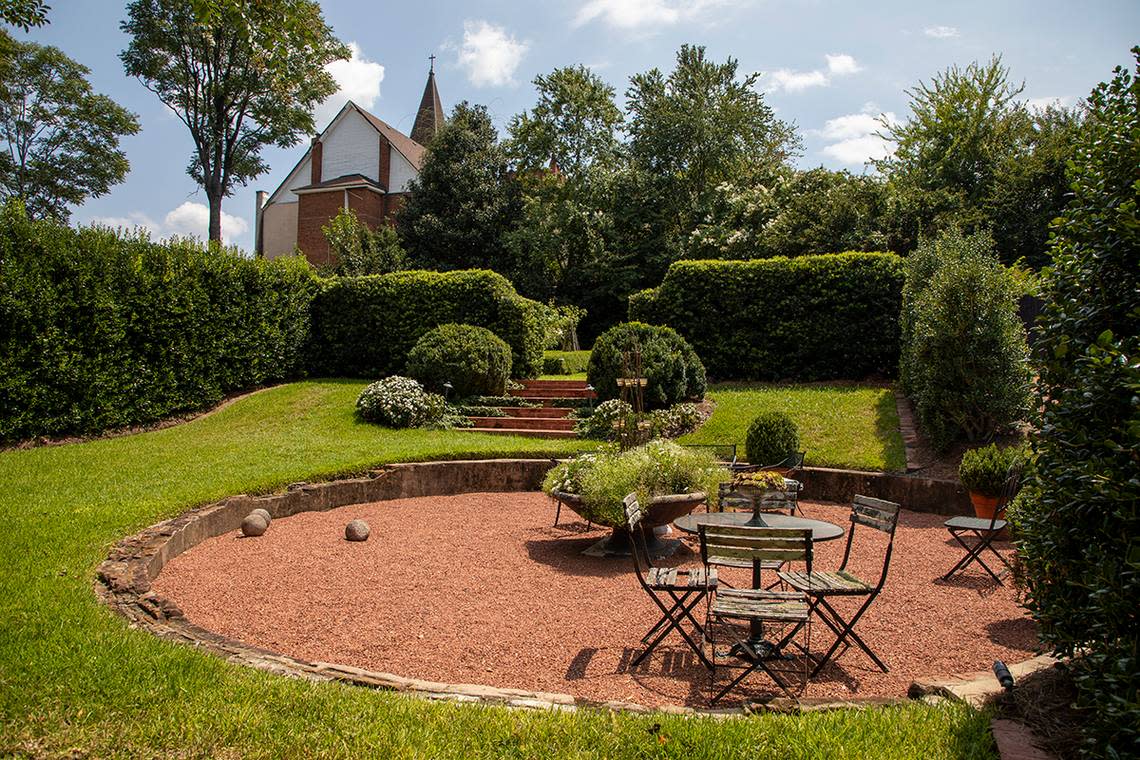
255,65,443,265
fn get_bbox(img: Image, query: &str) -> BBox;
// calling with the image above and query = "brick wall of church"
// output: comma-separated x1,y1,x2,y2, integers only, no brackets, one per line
297,190,342,267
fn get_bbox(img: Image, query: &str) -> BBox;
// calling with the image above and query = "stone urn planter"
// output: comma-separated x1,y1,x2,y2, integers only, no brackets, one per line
550,489,707,558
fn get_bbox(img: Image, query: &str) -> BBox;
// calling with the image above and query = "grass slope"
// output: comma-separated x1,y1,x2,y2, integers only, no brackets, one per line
683,383,907,472
0,380,987,758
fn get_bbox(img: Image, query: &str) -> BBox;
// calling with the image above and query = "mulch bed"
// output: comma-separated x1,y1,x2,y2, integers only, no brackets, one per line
152,492,1039,708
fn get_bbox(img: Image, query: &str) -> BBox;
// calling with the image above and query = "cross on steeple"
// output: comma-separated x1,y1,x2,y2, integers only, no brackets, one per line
429,54,436,73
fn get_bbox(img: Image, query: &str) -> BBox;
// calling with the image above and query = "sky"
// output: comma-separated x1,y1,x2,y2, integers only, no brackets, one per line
15,0,1139,251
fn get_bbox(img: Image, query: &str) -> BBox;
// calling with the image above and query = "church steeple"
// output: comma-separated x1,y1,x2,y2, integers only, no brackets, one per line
411,56,444,147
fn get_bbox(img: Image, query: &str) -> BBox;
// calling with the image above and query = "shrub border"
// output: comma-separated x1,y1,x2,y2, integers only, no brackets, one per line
96,459,1008,716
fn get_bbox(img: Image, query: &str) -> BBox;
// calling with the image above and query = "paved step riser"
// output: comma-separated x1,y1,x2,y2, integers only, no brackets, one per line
519,380,590,390
467,428,577,439
511,389,595,399
497,407,573,419
467,417,576,431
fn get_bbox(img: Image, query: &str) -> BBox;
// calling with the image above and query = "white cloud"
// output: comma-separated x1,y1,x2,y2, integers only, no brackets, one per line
764,53,862,94
767,69,829,93
456,20,528,87
1026,95,1074,112
164,202,249,240
314,42,385,128
825,54,861,76
573,0,733,30
89,211,161,238
91,202,249,244
817,105,897,166
924,25,959,39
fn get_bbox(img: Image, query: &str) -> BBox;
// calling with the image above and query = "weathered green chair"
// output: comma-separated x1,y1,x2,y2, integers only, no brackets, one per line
625,494,716,670
700,524,813,702
778,495,900,677
942,467,1021,584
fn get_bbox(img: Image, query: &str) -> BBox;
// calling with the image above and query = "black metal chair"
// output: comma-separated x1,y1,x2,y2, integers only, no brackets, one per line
942,467,1022,584
778,495,900,677
700,524,813,702
624,494,716,670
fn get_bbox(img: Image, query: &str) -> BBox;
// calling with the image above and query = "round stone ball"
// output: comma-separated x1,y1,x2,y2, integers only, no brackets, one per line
345,519,370,542
251,508,272,525
241,513,268,537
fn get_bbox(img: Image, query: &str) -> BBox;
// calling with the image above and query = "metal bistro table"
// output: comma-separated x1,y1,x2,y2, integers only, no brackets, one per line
673,508,845,647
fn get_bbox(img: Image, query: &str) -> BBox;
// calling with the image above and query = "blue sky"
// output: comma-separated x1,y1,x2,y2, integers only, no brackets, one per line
16,0,1139,251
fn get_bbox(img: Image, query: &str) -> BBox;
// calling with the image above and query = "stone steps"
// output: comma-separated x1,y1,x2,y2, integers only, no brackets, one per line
467,379,592,438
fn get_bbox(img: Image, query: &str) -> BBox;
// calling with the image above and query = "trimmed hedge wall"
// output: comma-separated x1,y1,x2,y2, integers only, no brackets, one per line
0,207,319,442
629,252,905,380
308,270,543,379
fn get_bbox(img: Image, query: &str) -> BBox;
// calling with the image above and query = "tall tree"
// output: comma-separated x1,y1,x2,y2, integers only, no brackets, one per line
0,31,139,221
506,65,623,180
121,0,347,243
397,102,521,271
987,104,1084,267
504,65,629,331
875,56,1032,254
620,44,800,282
0,0,49,30
1014,48,1139,757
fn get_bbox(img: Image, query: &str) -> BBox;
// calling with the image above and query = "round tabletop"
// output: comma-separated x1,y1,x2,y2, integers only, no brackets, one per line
673,511,845,542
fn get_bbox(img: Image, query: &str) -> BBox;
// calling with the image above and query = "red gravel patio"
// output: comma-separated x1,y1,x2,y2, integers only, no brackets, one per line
152,492,1039,708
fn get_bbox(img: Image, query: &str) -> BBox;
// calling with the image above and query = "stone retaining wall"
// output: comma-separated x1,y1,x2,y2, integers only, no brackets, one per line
95,458,983,715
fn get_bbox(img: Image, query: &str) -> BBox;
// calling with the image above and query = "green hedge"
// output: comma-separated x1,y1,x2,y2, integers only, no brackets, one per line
0,206,318,441
629,252,905,380
308,269,543,379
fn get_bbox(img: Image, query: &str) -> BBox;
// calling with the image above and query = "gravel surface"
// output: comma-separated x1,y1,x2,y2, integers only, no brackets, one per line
152,492,1038,707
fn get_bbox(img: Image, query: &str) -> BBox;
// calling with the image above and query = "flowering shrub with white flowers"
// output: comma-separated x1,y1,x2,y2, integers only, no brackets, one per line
356,376,446,428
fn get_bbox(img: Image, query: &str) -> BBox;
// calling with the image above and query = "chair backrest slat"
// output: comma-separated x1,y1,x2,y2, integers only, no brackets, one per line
851,495,901,535
700,525,812,566
840,495,902,588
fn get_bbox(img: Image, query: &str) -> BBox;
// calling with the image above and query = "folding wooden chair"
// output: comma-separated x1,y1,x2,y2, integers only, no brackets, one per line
943,467,1021,584
778,495,900,677
624,494,716,670
700,524,813,703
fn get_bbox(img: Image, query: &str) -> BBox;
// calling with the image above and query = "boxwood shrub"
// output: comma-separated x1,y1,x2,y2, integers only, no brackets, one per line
0,205,318,442
629,252,904,380
308,269,542,379
744,410,800,467
587,322,706,410
405,323,512,398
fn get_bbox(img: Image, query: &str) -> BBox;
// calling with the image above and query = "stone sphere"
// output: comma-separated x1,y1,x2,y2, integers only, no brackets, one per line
345,519,370,542
241,513,268,537
251,508,272,525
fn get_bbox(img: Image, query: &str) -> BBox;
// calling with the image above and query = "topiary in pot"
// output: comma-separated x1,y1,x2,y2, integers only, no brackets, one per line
958,443,1023,519
586,322,706,411
406,323,512,398
744,411,800,468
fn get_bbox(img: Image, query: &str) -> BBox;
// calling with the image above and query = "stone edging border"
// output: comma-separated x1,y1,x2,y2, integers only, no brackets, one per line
95,458,1021,716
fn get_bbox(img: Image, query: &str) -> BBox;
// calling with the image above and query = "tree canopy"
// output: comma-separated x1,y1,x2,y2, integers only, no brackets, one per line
398,102,521,272
506,65,623,180
120,0,348,242
0,31,139,221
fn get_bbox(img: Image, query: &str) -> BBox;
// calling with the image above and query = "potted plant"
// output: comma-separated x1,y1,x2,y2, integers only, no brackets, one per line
959,444,1022,519
543,440,730,556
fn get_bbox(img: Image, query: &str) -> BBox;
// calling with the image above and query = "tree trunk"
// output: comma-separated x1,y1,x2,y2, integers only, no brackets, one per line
207,189,223,243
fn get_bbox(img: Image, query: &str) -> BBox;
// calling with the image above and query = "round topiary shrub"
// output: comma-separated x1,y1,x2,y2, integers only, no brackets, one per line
745,411,800,467
405,323,513,398
587,322,706,411
356,375,446,428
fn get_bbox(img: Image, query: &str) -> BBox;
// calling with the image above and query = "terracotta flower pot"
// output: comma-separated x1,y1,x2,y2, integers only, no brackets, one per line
969,492,1000,520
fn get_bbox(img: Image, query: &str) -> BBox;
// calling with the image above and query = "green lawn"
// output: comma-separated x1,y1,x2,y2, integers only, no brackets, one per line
682,383,907,472
0,380,988,758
